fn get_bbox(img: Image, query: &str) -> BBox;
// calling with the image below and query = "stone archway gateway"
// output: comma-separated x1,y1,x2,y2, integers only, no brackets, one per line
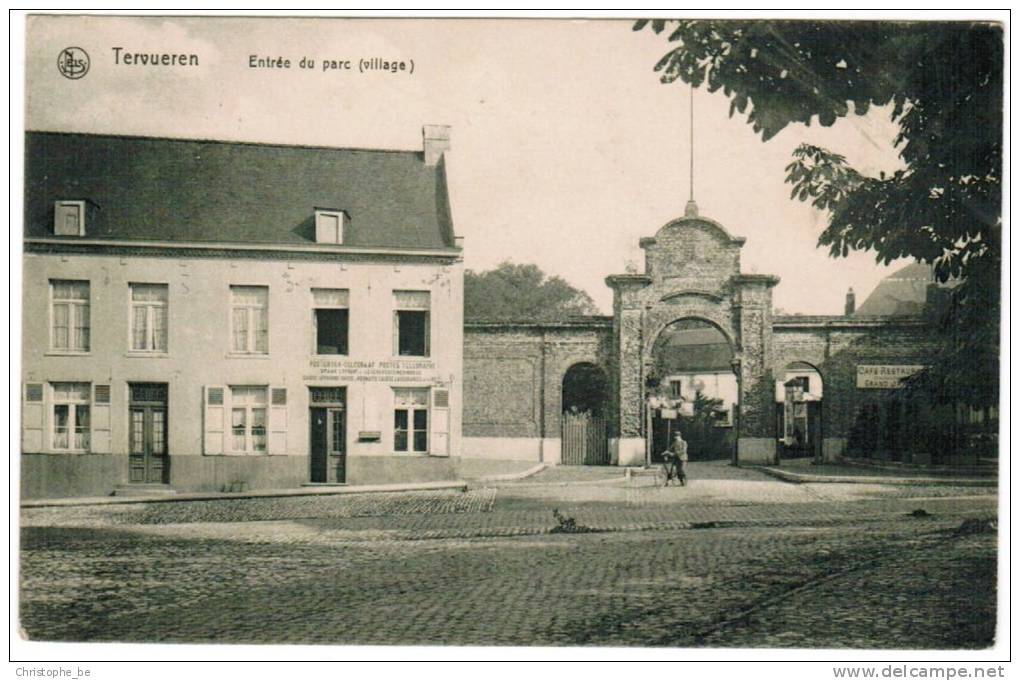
606,201,780,467
463,202,941,469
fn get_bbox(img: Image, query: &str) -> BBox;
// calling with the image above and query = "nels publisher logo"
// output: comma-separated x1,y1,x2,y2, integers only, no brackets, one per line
57,47,90,79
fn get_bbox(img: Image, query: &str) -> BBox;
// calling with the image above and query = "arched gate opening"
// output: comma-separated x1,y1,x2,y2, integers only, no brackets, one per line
561,362,610,465
648,318,736,462
775,361,824,462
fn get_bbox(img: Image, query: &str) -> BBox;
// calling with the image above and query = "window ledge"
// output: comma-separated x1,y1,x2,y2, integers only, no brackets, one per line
205,451,271,457
44,351,91,357
125,352,170,359
225,353,271,360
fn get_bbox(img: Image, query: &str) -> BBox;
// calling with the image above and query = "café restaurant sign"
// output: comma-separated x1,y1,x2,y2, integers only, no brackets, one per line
856,365,925,389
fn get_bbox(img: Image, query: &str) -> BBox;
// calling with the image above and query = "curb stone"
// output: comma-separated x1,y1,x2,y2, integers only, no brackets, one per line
20,480,470,509
752,466,997,488
473,463,548,484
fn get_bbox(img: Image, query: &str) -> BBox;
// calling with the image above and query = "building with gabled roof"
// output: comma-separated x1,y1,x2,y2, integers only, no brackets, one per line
21,126,464,499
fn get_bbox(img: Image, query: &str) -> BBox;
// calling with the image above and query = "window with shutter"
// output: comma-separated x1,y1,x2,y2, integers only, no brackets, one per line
393,388,429,453
229,386,268,453
50,382,90,451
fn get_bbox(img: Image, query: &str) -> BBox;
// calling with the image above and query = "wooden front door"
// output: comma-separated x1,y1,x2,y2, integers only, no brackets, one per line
128,383,169,484
310,407,346,483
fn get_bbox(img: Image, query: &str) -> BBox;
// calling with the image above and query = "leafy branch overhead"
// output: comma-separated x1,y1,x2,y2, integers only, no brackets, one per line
636,19,1002,407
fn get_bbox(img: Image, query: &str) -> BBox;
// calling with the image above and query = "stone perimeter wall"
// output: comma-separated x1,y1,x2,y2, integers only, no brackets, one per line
462,321,613,463
462,215,938,467
771,317,938,460
462,316,936,465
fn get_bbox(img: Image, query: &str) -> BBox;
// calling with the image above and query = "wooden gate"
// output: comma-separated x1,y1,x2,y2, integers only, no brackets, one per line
561,412,609,465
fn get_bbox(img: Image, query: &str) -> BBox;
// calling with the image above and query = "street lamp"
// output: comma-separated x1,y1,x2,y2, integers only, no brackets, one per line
644,372,660,468
729,357,741,466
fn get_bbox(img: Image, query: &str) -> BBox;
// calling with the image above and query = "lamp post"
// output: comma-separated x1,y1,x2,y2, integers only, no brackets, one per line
729,356,742,467
644,373,659,468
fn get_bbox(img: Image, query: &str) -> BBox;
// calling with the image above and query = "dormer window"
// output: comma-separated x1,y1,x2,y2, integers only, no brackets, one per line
54,200,87,236
315,209,347,244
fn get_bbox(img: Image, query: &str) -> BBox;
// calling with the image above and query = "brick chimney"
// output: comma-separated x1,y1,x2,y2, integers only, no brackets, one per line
844,287,856,316
423,125,451,166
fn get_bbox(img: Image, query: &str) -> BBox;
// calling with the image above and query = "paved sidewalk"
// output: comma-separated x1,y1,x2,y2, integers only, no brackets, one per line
20,479,468,508
21,473,997,543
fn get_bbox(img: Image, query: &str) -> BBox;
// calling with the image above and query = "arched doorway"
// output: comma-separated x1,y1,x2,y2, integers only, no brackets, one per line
775,361,824,462
648,319,736,462
561,363,609,465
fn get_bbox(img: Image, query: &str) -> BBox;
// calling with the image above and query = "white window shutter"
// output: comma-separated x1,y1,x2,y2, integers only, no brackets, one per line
430,388,449,456
204,385,226,455
91,384,112,453
22,383,45,452
268,387,287,455
392,311,400,356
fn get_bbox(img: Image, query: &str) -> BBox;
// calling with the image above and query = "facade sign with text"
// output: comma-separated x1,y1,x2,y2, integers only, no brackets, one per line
856,365,925,389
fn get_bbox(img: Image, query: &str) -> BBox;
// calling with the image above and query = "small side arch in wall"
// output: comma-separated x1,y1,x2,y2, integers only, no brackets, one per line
560,362,610,465
775,360,825,462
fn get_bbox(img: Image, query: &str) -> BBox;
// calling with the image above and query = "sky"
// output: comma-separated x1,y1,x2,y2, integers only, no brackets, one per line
23,15,914,315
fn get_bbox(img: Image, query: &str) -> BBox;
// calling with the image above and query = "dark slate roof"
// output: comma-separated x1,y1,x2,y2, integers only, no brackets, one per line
24,131,456,250
853,262,935,317
653,324,733,372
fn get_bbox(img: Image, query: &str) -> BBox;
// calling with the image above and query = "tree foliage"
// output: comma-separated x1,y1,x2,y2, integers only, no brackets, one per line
464,261,599,322
636,19,1002,407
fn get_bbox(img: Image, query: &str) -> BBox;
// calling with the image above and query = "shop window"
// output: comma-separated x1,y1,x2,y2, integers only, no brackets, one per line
312,288,349,355
51,382,90,451
393,290,430,357
230,286,268,354
229,386,268,453
130,283,168,352
393,388,429,453
50,280,90,352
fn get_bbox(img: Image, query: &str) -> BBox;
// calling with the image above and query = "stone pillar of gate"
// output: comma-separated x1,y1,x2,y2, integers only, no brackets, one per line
606,274,652,467
733,274,780,464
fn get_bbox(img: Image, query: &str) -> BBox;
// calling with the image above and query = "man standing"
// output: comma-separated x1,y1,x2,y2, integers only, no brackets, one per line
672,433,689,486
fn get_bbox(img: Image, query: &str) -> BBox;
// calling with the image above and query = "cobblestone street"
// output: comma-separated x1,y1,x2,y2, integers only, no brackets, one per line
19,463,998,648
